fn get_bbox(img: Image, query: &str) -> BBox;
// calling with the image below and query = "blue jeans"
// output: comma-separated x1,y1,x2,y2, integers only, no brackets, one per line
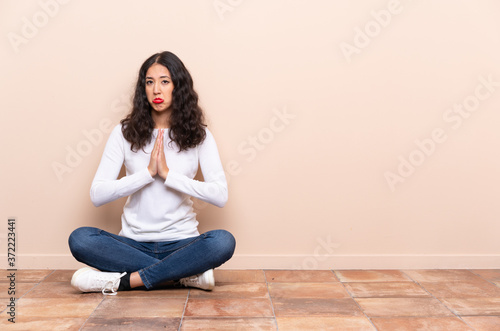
68,227,236,289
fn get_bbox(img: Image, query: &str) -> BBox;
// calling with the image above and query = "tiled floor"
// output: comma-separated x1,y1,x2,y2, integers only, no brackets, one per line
1,269,500,330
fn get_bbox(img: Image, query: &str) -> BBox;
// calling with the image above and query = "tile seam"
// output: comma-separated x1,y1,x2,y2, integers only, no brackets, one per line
400,270,477,330
263,269,280,331
332,269,380,330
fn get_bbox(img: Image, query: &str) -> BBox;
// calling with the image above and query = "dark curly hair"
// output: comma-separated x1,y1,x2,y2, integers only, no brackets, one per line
121,51,206,152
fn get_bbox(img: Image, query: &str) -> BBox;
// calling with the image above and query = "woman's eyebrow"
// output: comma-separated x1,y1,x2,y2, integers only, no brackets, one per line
146,75,171,80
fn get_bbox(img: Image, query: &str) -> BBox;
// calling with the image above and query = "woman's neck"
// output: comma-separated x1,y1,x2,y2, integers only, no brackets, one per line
151,110,171,129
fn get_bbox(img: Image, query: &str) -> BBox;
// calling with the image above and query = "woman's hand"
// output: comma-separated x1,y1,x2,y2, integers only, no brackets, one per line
157,132,169,179
148,129,169,180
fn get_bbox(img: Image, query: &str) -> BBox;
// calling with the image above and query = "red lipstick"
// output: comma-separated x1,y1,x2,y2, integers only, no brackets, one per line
153,98,164,104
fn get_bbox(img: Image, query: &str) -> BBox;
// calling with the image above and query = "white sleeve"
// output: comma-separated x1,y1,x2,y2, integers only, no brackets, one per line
90,125,154,207
164,129,228,208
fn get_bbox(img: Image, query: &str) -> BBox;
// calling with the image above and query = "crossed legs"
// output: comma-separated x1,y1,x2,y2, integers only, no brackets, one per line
68,227,236,290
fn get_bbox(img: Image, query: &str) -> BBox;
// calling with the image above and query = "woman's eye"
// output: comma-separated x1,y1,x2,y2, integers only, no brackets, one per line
162,80,170,84
146,80,153,85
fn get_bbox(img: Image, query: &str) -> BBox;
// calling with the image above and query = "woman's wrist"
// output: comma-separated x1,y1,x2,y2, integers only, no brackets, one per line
147,166,155,177
160,169,169,180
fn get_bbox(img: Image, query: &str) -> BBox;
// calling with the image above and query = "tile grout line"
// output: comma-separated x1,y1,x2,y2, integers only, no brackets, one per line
78,295,107,329
468,268,500,288
17,269,56,300
331,269,380,331
0,269,57,315
178,288,190,331
263,269,280,331
399,270,477,331
468,268,500,323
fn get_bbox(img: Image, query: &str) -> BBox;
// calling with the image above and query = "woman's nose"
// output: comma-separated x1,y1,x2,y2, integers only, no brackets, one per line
153,82,160,94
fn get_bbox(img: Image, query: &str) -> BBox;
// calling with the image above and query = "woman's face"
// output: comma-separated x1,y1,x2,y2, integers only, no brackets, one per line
145,63,175,112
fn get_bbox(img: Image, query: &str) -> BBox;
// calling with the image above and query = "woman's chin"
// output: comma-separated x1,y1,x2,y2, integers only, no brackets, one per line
151,104,168,112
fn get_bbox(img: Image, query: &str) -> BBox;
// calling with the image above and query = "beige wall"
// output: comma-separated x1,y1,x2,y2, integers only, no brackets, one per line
1,0,499,270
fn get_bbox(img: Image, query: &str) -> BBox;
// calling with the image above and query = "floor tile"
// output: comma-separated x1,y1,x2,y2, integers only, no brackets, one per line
2,297,103,317
0,316,87,330
440,298,500,316
0,270,54,283
335,270,412,282
82,317,181,330
0,298,11,311
404,270,480,283
471,270,500,282
1,268,498,330
420,279,500,298
462,316,500,331
43,270,76,282
93,297,185,318
189,282,269,298
356,298,454,317
109,287,189,298
185,298,274,317
181,317,276,330
265,270,337,282
276,316,375,330
0,282,38,298
268,282,350,299
371,317,473,330
23,281,102,299
344,282,429,298
214,269,266,283
272,298,363,317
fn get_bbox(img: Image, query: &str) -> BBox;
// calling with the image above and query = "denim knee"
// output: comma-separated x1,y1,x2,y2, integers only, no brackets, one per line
212,229,236,261
68,226,98,255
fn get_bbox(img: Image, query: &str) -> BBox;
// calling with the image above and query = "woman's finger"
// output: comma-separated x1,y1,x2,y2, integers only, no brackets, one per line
152,129,162,158
158,129,169,179
158,129,164,157
147,129,162,177
159,129,163,151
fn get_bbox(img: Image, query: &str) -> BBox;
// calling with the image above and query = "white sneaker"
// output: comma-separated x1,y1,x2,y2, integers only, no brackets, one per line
179,269,215,291
71,267,127,295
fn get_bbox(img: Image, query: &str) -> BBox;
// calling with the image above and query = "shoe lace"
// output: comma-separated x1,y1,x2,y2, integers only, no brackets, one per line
180,274,199,286
102,272,127,296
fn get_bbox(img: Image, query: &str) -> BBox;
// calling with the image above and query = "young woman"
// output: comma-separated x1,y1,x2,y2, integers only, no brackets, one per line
68,51,235,295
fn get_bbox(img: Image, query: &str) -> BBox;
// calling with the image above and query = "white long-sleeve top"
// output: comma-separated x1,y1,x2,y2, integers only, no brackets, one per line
90,124,228,242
